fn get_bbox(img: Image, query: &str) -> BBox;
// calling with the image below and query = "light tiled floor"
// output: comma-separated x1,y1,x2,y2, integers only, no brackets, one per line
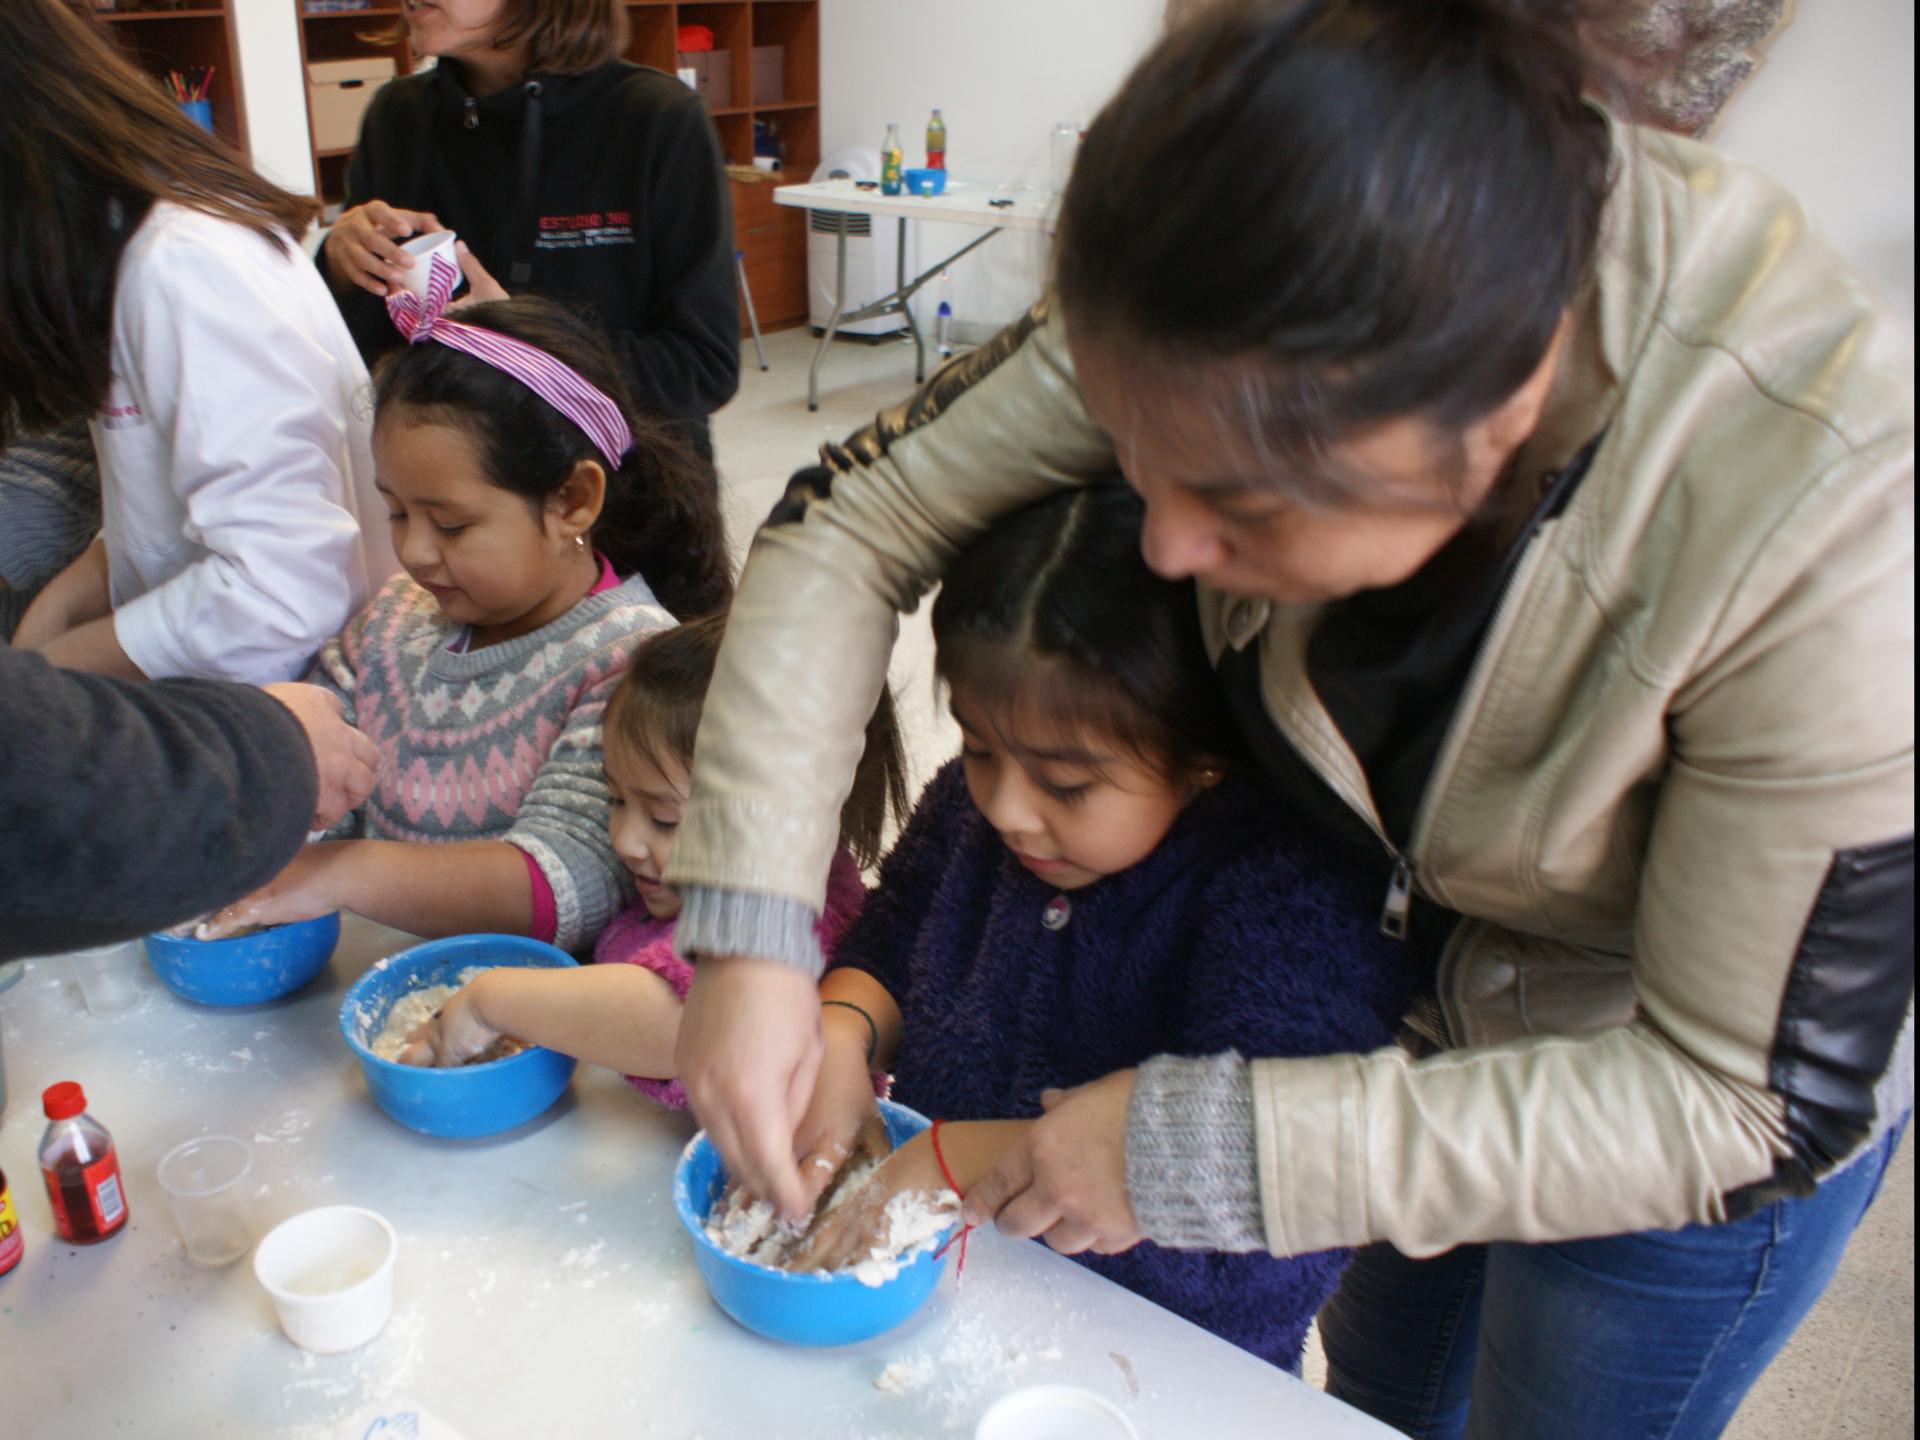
709,328,1917,1439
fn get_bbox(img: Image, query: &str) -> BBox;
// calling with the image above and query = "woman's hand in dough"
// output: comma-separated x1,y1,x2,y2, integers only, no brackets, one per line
789,1009,890,1210
785,1132,942,1274
962,1069,1143,1256
196,841,350,939
323,200,444,297
396,976,502,1068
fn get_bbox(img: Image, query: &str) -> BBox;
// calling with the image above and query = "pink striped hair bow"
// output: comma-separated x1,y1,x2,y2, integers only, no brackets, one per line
385,251,634,469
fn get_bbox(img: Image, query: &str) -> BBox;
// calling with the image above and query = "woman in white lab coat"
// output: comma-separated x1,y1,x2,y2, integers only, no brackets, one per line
0,0,395,684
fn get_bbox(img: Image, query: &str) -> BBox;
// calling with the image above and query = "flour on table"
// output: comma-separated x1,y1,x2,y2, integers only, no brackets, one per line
368,968,527,1063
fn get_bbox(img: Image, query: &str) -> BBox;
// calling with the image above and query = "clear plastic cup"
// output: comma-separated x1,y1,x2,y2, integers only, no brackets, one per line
976,1386,1141,1440
254,1206,398,1354
67,940,144,1017
156,1135,254,1267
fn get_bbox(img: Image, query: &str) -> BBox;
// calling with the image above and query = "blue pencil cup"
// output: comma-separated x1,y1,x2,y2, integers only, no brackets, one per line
178,99,213,133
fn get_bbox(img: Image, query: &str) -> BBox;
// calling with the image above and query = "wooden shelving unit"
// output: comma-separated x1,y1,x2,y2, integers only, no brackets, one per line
623,1,820,333
291,2,415,210
97,1,249,157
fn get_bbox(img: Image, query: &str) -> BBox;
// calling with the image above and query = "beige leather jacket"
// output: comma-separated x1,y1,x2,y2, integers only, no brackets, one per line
670,124,1914,1256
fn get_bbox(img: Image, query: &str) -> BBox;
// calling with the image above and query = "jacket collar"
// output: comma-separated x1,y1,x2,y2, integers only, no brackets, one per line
428,57,628,125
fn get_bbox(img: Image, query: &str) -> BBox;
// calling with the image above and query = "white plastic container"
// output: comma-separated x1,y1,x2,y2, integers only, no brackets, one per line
253,1206,398,1354
399,230,458,301
976,1385,1141,1440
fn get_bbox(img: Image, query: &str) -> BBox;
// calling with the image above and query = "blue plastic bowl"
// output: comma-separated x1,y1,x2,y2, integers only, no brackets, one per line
144,913,340,1006
904,167,947,196
674,1099,955,1346
339,934,579,1139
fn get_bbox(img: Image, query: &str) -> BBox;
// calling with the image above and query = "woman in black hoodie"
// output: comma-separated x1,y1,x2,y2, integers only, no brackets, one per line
321,1,739,456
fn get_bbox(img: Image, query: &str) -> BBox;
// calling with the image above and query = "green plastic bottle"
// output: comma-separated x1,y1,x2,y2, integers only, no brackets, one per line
926,109,947,170
881,122,904,195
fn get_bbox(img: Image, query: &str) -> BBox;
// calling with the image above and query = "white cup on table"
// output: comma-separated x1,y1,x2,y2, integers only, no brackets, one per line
66,940,144,1017
254,1205,399,1354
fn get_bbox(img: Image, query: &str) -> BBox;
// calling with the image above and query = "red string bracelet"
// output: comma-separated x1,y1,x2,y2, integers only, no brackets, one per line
928,1118,975,1279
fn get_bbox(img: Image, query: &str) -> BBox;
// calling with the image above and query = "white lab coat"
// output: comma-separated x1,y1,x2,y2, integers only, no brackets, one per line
93,203,398,683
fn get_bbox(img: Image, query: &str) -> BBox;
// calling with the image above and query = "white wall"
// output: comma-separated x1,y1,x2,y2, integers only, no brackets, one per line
232,0,316,196
1710,0,1914,321
819,0,1165,338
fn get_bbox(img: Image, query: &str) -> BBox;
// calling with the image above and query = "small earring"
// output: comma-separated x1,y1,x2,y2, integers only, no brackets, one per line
574,534,587,551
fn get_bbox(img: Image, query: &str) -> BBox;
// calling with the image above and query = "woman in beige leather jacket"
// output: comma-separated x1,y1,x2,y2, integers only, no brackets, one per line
666,4,1912,1434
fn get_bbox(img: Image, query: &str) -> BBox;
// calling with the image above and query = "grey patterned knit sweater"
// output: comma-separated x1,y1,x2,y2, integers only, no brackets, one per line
309,572,673,950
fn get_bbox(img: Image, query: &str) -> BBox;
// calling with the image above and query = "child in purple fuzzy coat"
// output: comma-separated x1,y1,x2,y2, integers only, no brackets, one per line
791,483,1413,1372
394,614,904,1103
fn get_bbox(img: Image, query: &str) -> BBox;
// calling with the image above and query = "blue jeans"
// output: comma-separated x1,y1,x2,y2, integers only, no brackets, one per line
1320,1122,1907,1440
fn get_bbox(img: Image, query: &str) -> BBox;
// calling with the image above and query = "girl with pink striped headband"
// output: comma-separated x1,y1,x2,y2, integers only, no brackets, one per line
386,250,634,469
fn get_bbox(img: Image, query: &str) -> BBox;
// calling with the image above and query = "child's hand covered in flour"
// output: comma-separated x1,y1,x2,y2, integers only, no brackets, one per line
790,1007,891,1209
196,841,347,938
394,975,503,1068
785,1132,944,1274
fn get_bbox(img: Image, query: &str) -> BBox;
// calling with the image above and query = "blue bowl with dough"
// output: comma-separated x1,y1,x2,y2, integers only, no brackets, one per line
674,1099,956,1346
144,913,340,1006
903,167,947,196
339,934,578,1139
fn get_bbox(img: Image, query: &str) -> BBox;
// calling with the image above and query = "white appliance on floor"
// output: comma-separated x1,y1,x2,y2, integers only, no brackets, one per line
807,147,916,337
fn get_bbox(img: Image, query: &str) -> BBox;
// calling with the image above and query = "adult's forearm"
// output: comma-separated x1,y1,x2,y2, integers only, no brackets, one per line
36,613,146,680
329,839,535,938
14,536,111,649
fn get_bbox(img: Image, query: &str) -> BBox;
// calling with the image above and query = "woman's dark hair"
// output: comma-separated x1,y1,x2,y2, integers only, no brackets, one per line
372,297,732,620
0,0,321,450
378,0,629,75
608,614,909,869
1057,0,1613,503
932,481,1245,781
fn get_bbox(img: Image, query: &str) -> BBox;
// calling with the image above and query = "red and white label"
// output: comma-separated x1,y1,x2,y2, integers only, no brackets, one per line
42,1154,127,1240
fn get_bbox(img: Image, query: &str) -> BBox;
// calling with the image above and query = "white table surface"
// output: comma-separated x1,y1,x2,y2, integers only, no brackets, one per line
0,919,1395,1440
772,178,1057,234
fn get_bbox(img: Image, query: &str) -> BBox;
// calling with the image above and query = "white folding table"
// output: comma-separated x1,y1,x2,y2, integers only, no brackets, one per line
0,922,1396,1438
771,178,1057,411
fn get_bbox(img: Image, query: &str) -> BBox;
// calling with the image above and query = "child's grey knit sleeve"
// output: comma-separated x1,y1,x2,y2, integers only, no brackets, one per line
1126,1050,1267,1252
503,674,628,951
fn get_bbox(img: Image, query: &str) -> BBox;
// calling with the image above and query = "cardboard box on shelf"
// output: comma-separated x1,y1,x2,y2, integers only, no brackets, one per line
751,45,785,105
306,57,396,152
676,50,732,111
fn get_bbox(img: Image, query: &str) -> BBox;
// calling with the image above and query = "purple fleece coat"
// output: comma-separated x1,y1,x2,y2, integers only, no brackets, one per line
832,759,1413,1371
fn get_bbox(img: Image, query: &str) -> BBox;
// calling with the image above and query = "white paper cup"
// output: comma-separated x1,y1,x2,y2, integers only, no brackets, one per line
157,1135,253,1268
398,229,458,300
253,1206,398,1354
68,940,143,1017
976,1386,1142,1440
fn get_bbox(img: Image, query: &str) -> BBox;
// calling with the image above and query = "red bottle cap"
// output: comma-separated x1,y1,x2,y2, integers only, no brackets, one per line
42,1082,87,1120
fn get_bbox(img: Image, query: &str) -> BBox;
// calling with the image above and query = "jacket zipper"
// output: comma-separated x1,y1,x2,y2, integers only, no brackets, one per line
463,97,478,129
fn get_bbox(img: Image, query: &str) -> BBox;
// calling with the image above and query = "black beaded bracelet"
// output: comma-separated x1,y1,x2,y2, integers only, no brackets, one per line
821,998,879,1066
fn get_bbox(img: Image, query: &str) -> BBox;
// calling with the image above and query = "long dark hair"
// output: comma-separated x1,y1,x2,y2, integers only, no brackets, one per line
608,614,908,869
1058,0,1612,502
373,297,732,621
0,0,321,450
932,481,1245,782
